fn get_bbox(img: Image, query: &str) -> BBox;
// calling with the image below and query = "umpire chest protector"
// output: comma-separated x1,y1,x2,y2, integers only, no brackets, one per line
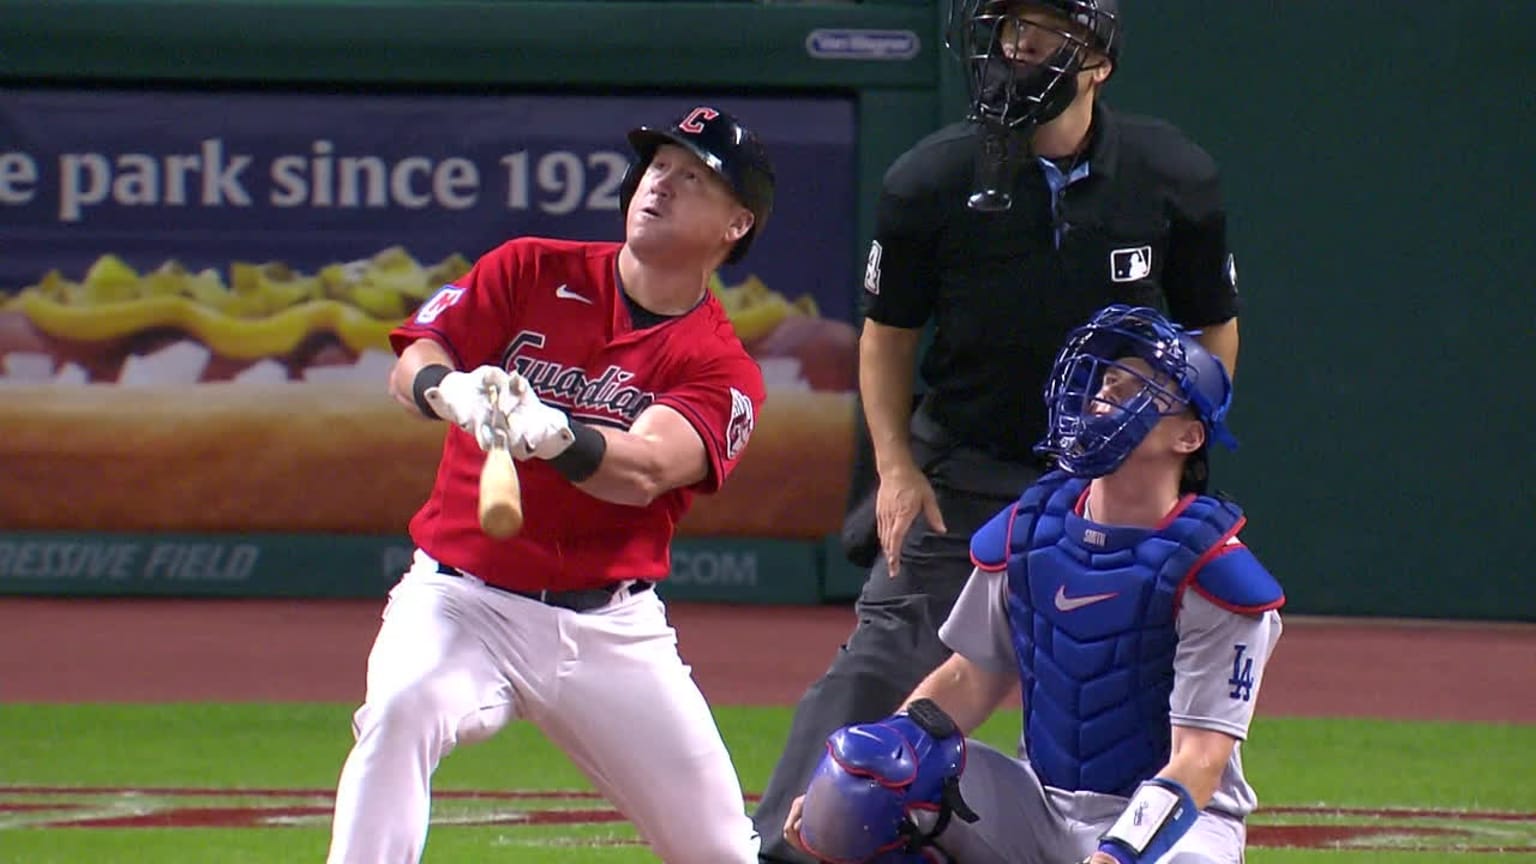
969,472,1247,796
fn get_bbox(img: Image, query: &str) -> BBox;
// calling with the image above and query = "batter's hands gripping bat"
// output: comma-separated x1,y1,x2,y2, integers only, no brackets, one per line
477,379,523,539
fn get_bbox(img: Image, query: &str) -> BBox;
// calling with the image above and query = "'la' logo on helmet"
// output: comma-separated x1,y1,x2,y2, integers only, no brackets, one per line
679,106,720,134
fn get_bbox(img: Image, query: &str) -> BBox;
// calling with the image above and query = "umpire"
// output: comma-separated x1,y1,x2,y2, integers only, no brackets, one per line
754,2,1241,860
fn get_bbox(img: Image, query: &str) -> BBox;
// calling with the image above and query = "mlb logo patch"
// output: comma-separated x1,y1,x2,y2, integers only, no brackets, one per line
1110,246,1153,282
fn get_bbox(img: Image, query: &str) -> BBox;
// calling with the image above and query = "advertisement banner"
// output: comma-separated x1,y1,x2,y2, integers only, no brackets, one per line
0,89,858,542
0,532,824,603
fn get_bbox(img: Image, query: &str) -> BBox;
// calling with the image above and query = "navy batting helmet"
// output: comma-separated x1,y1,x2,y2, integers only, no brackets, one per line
1035,305,1236,479
947,0,1120,129
619,107,776,265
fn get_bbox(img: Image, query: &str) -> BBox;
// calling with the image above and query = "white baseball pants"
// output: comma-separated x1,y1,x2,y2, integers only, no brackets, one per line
326,551,759,863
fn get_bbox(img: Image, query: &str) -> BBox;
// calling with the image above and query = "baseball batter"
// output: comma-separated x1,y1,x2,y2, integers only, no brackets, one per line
786,306,1285,864
325,107,774,864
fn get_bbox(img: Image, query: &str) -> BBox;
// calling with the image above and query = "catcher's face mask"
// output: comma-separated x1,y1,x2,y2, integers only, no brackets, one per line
1035,305,1237,479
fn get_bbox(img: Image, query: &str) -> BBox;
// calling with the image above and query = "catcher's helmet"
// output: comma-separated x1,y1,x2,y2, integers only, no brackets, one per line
946,0,1120,129
1035,305,1236,479
619,107,776,265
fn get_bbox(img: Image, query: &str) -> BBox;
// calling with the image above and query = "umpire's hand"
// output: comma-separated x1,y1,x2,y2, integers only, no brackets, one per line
875,463,946,578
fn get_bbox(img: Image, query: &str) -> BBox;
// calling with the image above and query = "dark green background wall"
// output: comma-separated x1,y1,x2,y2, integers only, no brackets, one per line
2,1,1531,619
1092,3,1536,620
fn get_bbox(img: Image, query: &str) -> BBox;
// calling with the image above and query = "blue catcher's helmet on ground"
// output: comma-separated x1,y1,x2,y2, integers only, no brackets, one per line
797,700,976,863
619,106,776,265
1035,305,1236,479
946,0,1121,129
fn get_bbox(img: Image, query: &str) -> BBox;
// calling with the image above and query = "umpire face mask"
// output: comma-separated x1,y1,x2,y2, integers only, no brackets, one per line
958,3,1100,130
976,48,1081,129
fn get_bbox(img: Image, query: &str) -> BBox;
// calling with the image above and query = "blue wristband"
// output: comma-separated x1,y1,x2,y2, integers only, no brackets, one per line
1098,777,1198,864
1095,841,1137,864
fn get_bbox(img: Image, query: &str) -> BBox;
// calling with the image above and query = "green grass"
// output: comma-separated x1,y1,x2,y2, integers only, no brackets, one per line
1242,718,1536,812
0,827,658,864
2,704,1534,863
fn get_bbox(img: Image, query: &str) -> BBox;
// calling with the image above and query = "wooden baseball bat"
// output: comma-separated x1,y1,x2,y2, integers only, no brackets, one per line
478,440,523,539
477,380,523,539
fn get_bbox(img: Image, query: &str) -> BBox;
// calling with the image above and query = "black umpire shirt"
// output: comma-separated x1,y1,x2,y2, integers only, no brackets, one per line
862,102,1240,463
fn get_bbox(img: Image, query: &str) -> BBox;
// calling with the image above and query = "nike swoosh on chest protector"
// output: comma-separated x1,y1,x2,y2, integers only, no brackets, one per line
1053,585,1120,612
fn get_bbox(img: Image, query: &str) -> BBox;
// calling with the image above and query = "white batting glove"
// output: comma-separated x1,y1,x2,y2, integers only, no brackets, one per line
423,365,511,451
502,373,576,461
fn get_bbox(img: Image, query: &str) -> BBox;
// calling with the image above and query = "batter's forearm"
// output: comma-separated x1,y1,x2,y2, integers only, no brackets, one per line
901,653,1014,736
568,406,709,507
859,322,924,476
388,338,456,414
569,429,682,507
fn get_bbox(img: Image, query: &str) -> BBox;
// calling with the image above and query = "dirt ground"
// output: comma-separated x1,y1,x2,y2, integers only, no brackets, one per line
1,597,1532,722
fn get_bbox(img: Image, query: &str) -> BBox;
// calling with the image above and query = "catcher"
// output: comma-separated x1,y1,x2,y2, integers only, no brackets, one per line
784,305,1284,864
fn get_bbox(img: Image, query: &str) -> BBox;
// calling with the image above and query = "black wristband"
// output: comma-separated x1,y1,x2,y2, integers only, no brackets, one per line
411,364,452,419
904,698,960,739
548,420,607,483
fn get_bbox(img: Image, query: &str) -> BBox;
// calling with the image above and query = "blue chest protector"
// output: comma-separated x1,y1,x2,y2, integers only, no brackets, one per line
970,471,1268,797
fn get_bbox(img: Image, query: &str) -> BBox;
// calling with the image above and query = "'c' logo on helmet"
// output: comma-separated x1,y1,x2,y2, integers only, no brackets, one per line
679,106,720,134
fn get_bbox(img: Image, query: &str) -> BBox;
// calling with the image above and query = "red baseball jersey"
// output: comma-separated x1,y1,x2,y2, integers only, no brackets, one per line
389,237,765,592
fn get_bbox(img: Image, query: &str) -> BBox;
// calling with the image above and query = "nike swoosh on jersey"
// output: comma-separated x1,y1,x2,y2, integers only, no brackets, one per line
555,284,592,304
1054,585,1120,612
